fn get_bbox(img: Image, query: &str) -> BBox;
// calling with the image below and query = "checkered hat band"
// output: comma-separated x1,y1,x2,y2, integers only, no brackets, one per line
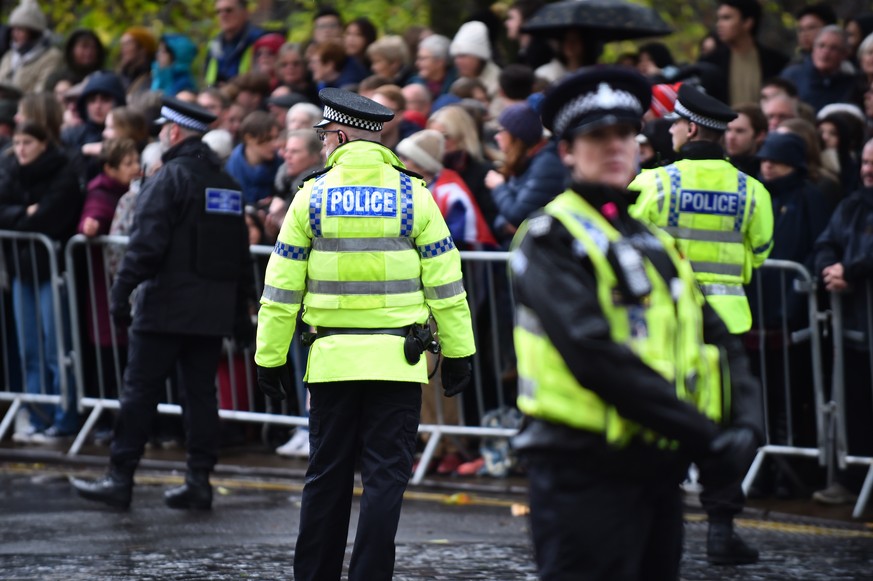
160,106,209,133
554,89,642,136
674,101,728,131
322,104,383,132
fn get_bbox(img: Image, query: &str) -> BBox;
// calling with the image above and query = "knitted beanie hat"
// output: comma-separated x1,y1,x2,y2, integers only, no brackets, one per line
397,129,445,175
450,21,491,61
124,26,159,58
9,0,46,33
498,103,543,146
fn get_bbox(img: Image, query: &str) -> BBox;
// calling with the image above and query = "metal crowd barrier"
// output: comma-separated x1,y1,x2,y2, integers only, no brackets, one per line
741,259,829,497
56,235,516,485
8,232,863,512
827,284,873,518
0,231,75,441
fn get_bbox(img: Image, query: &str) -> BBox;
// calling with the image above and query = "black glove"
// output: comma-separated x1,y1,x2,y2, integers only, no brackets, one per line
232,310,256,350
441,356,472,397
109,294,132,327
257,363,293,401
701,426,760,486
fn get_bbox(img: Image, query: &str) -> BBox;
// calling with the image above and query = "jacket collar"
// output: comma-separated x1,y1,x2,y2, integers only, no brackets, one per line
678,141,726,161
326,139,402,168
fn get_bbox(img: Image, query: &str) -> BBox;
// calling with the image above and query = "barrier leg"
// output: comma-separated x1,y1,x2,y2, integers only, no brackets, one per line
68,402,105,456
742,449,767,496
853,464,873,519
411,427,441,486
0,398,22,440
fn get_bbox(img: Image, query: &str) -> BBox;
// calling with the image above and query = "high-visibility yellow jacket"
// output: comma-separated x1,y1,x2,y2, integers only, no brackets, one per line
630,158,774,333
255,140,475,383
513,191,725,448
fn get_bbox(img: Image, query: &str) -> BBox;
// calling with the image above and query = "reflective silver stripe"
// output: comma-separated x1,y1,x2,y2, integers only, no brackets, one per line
516,305,545,336
689,261,743,277
307,278,422,295
424,280,465,300
518,375,536,398
311,237,414,252
663,227,743,244
700,283,746,297
655,172,665,214
262,285,303,304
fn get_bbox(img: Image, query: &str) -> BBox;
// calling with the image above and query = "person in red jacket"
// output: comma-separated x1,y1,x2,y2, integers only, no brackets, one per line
397,128,496,250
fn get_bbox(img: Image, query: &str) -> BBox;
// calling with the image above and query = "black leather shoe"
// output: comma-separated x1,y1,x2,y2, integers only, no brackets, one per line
71,471,133,509
707,522,759,565
164,470,212,510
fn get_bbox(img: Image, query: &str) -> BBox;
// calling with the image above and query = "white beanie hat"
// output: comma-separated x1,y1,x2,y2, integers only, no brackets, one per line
202,129,234,162
450,21,491,61
397,129,445,176
9,0,46,33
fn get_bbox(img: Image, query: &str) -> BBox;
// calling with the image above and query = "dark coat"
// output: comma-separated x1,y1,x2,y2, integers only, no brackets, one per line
0,146,83,282
780,57,856,113
491,140,566,228
111,137,254,337
699,43,789,105
814,187,873,349
510,182,763,468
748,171,831,329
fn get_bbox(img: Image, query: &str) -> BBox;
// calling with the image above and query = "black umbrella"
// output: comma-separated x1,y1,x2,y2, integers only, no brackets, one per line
522,0,673,41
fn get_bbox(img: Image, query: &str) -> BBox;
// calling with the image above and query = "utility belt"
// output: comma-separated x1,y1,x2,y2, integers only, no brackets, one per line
301,323,440,364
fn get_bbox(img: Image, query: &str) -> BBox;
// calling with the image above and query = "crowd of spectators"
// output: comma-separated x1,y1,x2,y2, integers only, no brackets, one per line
0,0,871,499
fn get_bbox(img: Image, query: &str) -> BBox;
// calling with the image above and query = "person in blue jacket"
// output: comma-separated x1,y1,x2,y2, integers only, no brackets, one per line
151,34,198,97
485,102,566,240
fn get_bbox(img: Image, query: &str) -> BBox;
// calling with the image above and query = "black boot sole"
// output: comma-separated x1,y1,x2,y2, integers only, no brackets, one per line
164,494,212,510
71,479,131,509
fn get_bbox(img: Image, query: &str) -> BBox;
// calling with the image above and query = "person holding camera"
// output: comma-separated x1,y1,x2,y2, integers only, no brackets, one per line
255,88,475,581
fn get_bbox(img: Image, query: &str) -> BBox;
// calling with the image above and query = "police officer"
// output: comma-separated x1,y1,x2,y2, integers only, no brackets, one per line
510,67,763,580
255,88,475,581
629,84,773,564
72,97,254,510
630,84,774,334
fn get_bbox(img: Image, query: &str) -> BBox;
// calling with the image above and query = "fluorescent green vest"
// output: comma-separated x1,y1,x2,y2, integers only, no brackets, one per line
630,159,774,333
255,141,475,383
204,45,255,86
514,192,725,448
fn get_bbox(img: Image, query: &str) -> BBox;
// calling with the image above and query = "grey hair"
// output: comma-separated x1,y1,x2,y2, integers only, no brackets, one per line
418,34,451,62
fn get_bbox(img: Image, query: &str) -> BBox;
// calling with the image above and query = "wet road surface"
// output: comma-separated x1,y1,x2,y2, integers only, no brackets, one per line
1,463,871,580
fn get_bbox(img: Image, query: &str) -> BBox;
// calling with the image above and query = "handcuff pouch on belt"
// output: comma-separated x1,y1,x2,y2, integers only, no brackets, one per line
300,324,441,365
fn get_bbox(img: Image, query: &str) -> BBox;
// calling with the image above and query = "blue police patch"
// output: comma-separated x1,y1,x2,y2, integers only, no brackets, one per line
325,186,398,217
678,190,740,216
205,188,243,215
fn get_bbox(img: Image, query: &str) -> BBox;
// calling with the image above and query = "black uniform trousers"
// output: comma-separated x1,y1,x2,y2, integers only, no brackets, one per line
110,330,223,473
294,380,421,581
524,448,685,581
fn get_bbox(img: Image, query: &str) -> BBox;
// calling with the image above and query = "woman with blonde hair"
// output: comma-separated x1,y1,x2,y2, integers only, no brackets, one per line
428,104,500,239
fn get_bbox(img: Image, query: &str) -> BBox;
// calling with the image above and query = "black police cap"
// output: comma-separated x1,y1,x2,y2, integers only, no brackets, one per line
156,96,216,133
541,66,651,140
315,87,394,132
267,92,307,110
667,84,737,131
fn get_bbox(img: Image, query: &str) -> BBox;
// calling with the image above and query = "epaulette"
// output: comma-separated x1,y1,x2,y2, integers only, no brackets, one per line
393,165,425,182
300,166,331,185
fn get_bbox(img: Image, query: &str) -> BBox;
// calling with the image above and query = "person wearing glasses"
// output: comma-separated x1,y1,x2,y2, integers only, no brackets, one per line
255,88,475,581
204,0,266,87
